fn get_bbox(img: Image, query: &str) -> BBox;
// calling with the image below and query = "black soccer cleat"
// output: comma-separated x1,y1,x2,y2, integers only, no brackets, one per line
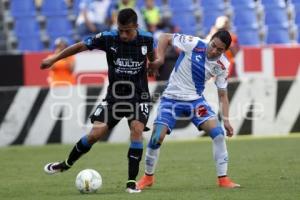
125,180,141,193
44,161,71,175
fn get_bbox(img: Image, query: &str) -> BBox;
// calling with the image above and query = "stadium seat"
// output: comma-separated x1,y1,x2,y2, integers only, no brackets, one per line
200,0,226,10
17,37,44,51
14,17,40,38
169,0,195,11
49,36,74,50
10,0,36,17
41,0,69,16
172,11,197,35
236,27,261,45
173,12,196,27
266,24,290,44
294,3,300,24
233,6,258,28
264,5,289,26
202,9,224,34
72,0,81,15
261,0,286,6
136,0,162,8
0,31,6,51
230,0,256,7
46,16,73,37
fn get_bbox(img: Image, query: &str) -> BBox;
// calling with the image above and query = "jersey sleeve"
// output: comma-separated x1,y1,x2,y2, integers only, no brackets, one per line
215,55,230,89
215,71,228,89
83,32,107,51
172,33,198,52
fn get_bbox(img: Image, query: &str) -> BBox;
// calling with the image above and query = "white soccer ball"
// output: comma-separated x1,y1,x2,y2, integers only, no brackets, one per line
75,169,102,194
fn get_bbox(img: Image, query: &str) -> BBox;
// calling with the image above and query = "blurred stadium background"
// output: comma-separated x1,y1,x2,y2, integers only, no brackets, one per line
1,0,300,51
0,0,299,199
0,0,299,145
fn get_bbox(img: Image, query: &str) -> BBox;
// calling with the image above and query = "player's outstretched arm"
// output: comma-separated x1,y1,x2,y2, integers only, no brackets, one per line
154,33,173,66
147,33,173,76
40,42,88,70
218,89,234,137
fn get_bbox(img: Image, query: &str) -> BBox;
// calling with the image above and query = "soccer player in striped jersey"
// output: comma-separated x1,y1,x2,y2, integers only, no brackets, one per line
137,30,240,189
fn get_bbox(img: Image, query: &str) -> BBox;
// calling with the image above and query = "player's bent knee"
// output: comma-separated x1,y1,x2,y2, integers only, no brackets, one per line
130,121,145,135
88,129,106,144
131,126,144,135
209,126,224,139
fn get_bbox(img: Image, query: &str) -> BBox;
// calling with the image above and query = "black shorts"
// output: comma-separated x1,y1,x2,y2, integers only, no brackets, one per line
90,101,150,129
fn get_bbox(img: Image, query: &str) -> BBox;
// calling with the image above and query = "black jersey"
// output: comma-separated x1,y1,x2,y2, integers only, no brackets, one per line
84,30,154,103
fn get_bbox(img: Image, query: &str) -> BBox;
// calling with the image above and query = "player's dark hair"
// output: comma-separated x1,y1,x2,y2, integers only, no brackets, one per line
211,29,232,50
117,8,138,25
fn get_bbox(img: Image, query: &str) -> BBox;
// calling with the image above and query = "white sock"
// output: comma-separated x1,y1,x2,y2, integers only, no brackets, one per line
212,134,228,177
144,147,160,175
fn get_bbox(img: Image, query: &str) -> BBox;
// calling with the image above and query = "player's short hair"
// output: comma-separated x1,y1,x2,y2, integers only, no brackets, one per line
211,29,232,50
117,8,138,25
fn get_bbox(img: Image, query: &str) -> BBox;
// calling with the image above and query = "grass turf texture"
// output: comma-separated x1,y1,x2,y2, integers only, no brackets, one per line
0,135,299,200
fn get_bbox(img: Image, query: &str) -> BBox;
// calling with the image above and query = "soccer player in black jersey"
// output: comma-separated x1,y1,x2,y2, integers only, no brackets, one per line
41,8,155,193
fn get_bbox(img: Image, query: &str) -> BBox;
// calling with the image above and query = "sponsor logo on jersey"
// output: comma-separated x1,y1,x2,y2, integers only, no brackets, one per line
130,155,140,160
195,55,203,62
193,47,206,52
181,35,186,43
110,46,117,53
217,60,226,70
113,58,144,68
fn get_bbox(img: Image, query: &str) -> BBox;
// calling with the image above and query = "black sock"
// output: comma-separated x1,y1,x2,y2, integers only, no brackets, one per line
66,137,92,166
127,148,143,181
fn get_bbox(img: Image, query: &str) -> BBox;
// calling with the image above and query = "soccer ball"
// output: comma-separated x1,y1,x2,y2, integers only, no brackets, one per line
75,169,102,194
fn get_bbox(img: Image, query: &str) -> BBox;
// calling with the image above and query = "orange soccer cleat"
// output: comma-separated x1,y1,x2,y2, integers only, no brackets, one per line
137,174,155,190
218,176,241,188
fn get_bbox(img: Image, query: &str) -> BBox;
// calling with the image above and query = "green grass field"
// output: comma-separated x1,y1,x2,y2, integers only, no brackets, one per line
1,135,300,200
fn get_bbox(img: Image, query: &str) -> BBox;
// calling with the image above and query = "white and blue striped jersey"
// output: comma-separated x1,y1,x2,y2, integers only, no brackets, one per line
162,33,230,101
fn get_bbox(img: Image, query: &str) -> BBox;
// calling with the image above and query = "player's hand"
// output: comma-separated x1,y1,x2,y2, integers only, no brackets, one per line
148,67,159,77
148,59,162,77
40,56,56,70
224,120,234,137
148,59,162,69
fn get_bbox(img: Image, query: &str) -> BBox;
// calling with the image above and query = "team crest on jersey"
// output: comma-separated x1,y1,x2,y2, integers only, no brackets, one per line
95,32,102,38
217,60,226,70
212,65,223,75
188,35,194,42
196,105,208,117
141,46,147,55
